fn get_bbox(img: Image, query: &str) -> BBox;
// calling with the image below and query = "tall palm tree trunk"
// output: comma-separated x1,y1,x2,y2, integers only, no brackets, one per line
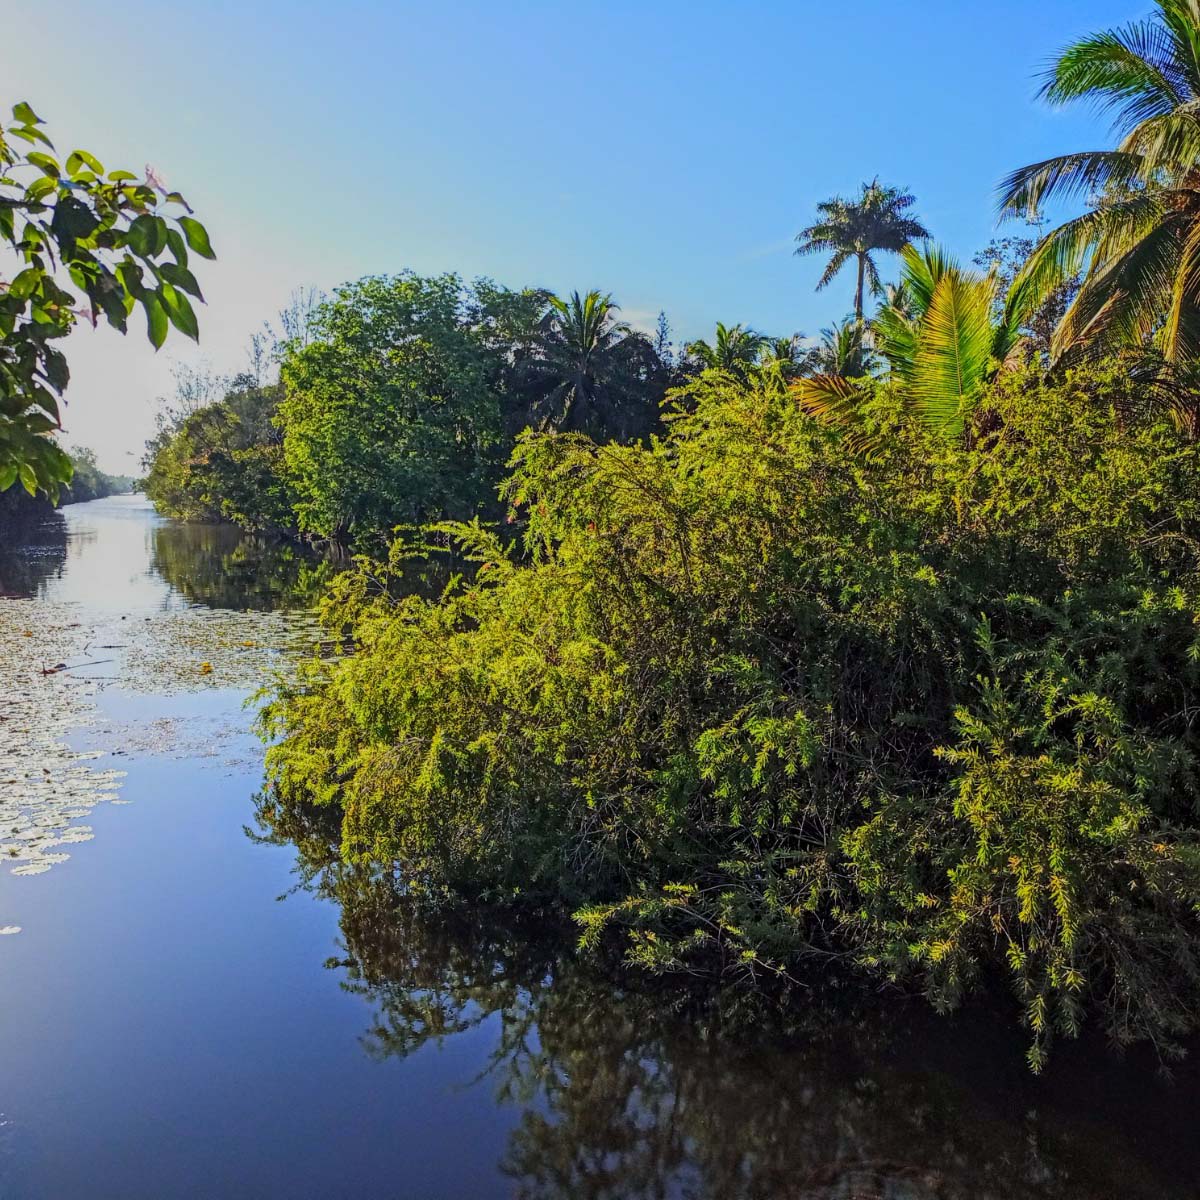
854,254,866,324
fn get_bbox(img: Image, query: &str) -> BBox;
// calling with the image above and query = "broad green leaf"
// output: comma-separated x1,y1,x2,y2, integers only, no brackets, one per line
23,413,58,434
8,267,41,301
12,101,39,124
126,214,157,258
31,385,60,420
26,151,59,178
25,176,56,201
92,270,128,330
41,346,69,392
166,227,188,267
117,259,145,299
178,216,215,259
143,291,168,348
159,283,199,340
68,149,103,174
160,261,204,301
18,462,37,496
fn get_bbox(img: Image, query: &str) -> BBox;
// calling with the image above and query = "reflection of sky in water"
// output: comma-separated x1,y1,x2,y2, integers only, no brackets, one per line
44,495,184,614
0,496,321,907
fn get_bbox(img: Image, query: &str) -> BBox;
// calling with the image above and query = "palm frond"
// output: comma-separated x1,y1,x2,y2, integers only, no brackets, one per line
894,242,958,315
997,151,1145,218
1053,217,1185,358
863,253,884,297
792,374,880,454
816,249,852,291
1006,194,1165,329
793,373,861,422
908,273,996,438
1039,22,1188,133
1160,216,1200,359
1159,0,1200,97
1119,104,1200,169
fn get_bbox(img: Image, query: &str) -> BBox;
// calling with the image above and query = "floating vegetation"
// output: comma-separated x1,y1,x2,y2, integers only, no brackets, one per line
0,602,123,902
121,607,323,694
1,588,322,935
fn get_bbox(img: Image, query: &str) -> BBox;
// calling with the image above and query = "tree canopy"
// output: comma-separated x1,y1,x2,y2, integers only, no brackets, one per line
795,179,929,323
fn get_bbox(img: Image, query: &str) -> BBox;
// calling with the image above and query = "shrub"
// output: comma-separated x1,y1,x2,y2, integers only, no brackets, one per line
263,363,1200,1065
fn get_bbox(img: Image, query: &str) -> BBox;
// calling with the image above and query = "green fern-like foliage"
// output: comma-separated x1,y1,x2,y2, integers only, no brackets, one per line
263,361,1200,1067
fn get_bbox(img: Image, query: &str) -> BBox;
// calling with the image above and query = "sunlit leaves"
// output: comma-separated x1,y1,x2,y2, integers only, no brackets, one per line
264,362,1200,1066
143,291,168,348
1001,2,1200,363
793,244,1019,444
0,99,215,496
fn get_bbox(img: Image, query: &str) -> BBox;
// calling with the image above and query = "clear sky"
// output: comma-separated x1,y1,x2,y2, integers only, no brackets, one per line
8,0,1138,471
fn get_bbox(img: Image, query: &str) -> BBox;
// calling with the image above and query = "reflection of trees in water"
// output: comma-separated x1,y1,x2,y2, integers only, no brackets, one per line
150,522,336,611
255,796,1200,1200
0,500,66,597
150,522,464,612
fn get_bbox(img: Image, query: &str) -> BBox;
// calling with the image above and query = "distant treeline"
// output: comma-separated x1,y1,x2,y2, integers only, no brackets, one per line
141,276,823,545
0,446,133,539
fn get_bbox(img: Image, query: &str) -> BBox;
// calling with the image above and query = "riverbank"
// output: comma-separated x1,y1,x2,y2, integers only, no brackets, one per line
2,496,1199,1199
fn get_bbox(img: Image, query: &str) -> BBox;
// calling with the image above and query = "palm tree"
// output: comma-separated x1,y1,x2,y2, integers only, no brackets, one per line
802,318,875,379
758,334,807,380
530,291,654,439
795,244,1021,441
685,322,768,378
1000,0,1200,363
795,180,930,323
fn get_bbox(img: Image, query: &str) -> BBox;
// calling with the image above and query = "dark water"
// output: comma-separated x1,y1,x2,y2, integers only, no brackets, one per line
2,497,1200,1200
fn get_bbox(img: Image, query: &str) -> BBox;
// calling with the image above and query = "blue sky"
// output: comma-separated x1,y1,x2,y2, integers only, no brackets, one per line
13,0,1139,469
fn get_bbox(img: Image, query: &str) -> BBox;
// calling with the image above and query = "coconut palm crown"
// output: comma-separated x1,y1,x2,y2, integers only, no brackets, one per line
686,322,769,378
533,290,634,434
1000,0,1200,363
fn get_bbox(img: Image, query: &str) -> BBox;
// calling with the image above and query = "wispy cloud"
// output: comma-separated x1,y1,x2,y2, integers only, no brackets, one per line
618,306,663,335
732,236,796,264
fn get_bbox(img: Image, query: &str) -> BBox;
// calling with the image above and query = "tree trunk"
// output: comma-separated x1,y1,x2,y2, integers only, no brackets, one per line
854,255,866,325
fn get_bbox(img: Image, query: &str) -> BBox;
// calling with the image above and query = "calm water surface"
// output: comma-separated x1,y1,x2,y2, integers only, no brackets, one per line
1,496,1199,1200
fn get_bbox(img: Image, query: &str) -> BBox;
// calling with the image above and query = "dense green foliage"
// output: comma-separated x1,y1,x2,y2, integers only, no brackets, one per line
278,274,509,539
140,0,1200,1071
0,101,212,498
263,363,1200,1067
143,374,295,531
145,275,675,543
